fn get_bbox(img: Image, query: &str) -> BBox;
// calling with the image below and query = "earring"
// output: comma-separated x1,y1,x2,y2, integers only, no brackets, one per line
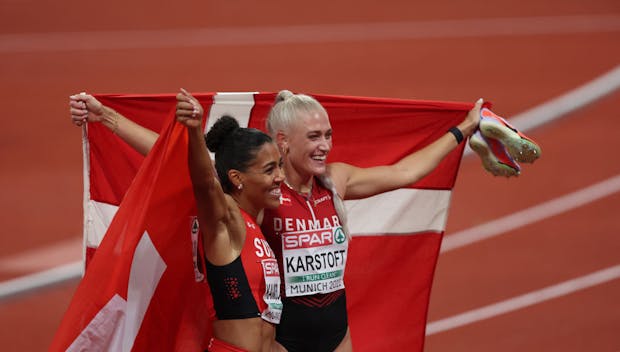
237,183,243,190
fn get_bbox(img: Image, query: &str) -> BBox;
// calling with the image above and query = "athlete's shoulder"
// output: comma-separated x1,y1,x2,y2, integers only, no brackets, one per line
325,163,353,197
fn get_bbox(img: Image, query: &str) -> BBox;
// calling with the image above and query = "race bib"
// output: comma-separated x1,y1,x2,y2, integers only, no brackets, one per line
281,226,348,297
260,258,283,323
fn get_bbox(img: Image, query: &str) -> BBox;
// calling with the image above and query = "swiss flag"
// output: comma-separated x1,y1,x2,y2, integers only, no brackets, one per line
50,109,212,351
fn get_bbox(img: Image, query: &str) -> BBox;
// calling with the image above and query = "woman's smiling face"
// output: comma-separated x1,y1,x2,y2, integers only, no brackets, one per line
286,109,333,178
240,142,284,211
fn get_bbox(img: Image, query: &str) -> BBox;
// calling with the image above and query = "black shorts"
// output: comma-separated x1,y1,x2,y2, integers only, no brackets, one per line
276,292,348,352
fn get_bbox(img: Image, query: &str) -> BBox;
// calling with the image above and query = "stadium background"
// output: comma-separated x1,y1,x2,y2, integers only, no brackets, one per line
0,1,619,350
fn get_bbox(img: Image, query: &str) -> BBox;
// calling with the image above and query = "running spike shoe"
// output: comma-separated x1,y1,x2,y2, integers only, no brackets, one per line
469,130,521,177
479,108,541,163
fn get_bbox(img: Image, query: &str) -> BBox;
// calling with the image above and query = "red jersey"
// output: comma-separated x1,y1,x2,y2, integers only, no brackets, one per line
261,177,349,305
205,210,282,324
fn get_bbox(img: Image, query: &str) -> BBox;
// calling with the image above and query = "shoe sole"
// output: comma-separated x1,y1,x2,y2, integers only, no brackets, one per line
469,134,520,177
479,116,541,163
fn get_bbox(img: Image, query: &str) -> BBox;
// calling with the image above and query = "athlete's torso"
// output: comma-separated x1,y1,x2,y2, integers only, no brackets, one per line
261,177,349,301
206,210,282,324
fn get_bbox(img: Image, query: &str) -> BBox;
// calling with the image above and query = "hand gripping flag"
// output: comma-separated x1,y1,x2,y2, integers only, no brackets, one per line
52,92,478,351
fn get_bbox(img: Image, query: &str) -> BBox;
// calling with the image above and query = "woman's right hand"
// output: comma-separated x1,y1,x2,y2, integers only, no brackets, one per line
69,93,104,127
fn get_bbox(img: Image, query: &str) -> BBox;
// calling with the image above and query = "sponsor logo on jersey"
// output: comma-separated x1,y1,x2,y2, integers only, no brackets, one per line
334,227,346,244
261,258,280,277
313,194,332,206
283,230,334,250
189,216,205,282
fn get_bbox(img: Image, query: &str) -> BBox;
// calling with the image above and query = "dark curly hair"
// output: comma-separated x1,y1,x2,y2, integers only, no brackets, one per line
205,115,273,193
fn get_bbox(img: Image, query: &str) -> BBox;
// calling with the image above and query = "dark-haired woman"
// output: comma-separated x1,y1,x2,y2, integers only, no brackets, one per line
175,89,285,352
71,91,285,351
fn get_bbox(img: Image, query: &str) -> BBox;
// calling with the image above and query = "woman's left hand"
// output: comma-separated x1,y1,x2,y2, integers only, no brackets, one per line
176,88,204,129
459,98,483,137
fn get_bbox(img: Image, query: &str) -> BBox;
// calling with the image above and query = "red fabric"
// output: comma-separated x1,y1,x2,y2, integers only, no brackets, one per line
53,92,477,352
51,111,212,351
261,177,346,304
346,233,442,350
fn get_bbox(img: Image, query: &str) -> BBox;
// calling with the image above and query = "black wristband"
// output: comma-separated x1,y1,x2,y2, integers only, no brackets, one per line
448,126,464,144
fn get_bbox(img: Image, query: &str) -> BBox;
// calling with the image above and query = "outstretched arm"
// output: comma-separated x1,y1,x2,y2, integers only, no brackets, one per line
176,89,240,265
329,98,483,200
69,93,159,156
